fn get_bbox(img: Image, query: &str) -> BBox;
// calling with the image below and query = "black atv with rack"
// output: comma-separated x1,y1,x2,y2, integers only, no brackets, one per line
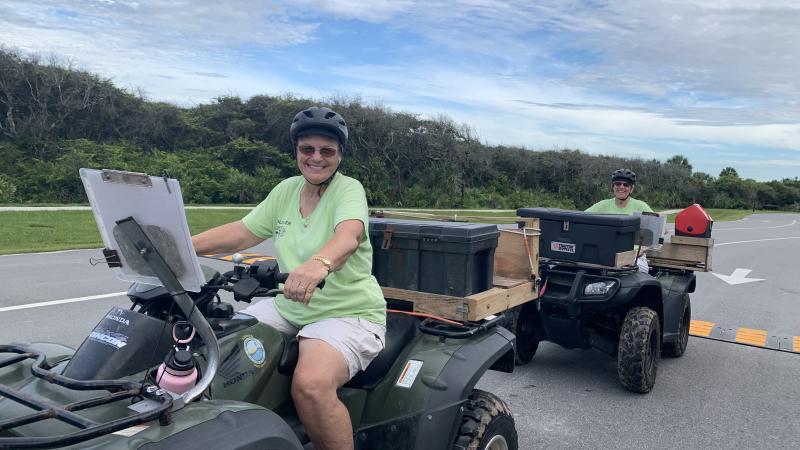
509,208,700,393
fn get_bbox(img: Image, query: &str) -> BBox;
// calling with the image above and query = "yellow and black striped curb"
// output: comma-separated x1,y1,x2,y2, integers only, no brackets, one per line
202,253,275,265
690,320,800,353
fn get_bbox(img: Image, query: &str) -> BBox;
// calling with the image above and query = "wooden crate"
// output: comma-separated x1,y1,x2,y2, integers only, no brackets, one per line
645,236,713,271
671,235,714,247
493,218,540,280
382,275,537,322
615,250,639,267
380,219,541,322
539,249,638,269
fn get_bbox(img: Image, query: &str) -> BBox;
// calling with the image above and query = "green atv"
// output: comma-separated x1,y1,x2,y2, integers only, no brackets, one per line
0,218,518,449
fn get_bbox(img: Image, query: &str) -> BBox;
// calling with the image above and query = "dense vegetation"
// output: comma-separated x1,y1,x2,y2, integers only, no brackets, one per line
1,49,798,210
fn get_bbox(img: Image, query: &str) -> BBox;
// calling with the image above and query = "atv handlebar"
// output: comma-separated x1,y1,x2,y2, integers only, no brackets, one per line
212,265,325,303
270,272,326,290
251,267,325,291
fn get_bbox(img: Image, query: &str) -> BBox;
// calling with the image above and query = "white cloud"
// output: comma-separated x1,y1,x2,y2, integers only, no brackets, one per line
0,1,319,69
298,1,800,125
750,159,800,168
332,61,800,151
0,0,315,102
1,0,799,180
288,0,414,22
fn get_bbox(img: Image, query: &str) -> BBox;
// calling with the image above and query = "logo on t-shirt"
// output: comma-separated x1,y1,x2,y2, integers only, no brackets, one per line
275,219,291,239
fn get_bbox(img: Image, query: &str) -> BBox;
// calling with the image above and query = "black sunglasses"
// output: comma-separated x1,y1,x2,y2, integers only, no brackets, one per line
613,181,631,188
297,145,338,158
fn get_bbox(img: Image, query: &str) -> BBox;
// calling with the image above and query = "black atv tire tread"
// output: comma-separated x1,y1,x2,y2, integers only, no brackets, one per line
617,307,660,394
453,389,518,450
511,305,538,365
662,298,691,358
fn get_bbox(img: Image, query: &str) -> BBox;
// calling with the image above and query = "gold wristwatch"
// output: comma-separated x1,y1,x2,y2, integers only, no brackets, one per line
311,255,333,273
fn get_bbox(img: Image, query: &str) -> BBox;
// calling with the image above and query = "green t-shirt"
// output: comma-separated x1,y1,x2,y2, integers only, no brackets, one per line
586,198,654,253
585,198,653,215
242,173,386,326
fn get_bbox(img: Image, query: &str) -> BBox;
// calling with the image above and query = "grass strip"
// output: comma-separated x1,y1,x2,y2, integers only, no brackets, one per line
0,207,793,255
0,209,248,255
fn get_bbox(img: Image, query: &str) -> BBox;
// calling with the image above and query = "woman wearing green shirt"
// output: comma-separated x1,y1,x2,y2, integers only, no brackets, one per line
586,169,653,273
585,168,653,215
192,106,385,450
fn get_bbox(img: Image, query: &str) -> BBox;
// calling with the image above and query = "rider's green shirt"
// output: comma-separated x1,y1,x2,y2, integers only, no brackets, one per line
585,198,653,215
242,173,386,327
586,197,654,255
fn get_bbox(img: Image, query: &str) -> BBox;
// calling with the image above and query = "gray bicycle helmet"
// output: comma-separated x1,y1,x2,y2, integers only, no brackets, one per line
290,106,348,152
612,168,636,184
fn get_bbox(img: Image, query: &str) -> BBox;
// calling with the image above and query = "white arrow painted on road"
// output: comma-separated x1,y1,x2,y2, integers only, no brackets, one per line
711,268,765,285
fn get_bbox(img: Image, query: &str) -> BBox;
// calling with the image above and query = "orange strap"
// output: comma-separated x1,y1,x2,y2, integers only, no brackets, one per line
521,226,536,277
386,309,462,326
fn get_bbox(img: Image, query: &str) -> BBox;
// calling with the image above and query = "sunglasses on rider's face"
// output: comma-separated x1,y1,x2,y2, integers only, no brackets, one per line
297,145,338,158
613,181,631,188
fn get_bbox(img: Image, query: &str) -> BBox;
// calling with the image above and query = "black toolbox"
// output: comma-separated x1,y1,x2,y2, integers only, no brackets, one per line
517,208,639,266
368,219,499,297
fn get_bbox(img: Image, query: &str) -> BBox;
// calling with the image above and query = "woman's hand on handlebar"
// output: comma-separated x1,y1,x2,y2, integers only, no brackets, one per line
283,259,328,305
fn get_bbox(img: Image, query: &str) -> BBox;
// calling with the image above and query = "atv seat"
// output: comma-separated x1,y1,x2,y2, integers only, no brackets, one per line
345,312,418,389
277,312,419,390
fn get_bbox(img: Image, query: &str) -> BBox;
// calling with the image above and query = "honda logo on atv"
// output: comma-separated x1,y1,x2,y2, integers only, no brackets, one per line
551,241,576,253
106,314,130,326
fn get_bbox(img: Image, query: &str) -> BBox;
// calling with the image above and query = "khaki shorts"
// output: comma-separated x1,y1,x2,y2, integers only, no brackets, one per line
241,298,386,379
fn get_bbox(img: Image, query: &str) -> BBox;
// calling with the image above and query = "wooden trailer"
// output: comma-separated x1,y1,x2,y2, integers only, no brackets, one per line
382,216,714,323
381,218,541,322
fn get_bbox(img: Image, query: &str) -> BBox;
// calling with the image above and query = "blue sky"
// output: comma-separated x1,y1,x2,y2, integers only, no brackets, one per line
2,0,799,181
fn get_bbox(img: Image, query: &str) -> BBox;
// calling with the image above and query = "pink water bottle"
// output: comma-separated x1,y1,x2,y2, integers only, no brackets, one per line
157,322,198,394
157,349,198,394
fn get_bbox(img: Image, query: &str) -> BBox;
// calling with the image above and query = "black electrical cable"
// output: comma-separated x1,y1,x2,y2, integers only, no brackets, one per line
144,299,176,388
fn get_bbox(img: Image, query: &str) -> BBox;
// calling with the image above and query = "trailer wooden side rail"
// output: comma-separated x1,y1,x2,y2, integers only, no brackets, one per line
645,235,713,272
382,275,536,322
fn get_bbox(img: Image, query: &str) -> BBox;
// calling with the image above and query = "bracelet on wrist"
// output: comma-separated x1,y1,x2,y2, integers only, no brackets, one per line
311,255,333,273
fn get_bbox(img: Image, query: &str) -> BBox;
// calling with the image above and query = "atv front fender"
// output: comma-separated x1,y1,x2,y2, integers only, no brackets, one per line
356,325,515,450
138,407,303,450
71,401,302,450
656,271,696,341
612,271,664,305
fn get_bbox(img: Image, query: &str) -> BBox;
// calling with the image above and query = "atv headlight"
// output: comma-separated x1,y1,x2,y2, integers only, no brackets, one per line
583,280,616,296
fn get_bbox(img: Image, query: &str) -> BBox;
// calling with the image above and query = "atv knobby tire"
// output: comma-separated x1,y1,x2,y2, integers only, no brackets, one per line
510,303,538,365
617,307,660,393
453,390,518,450
662,296,691,357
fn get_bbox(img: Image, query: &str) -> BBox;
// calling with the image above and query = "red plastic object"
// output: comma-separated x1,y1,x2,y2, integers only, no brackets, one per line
675,204,713,237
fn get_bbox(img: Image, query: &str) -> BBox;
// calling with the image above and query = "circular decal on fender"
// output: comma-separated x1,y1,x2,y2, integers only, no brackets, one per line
243,336,267,368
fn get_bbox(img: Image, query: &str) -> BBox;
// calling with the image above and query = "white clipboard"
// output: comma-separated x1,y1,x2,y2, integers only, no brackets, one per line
634,211,667,248
80,168,205,292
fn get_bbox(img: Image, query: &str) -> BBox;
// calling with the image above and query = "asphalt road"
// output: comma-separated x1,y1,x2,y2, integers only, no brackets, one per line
1,213,799,448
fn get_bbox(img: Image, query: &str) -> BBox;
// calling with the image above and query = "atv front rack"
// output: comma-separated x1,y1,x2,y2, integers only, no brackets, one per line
0,344,172,449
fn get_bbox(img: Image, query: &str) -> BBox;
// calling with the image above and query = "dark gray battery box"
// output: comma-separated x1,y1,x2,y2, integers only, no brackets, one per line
368,219,499,296
517,208,639,266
